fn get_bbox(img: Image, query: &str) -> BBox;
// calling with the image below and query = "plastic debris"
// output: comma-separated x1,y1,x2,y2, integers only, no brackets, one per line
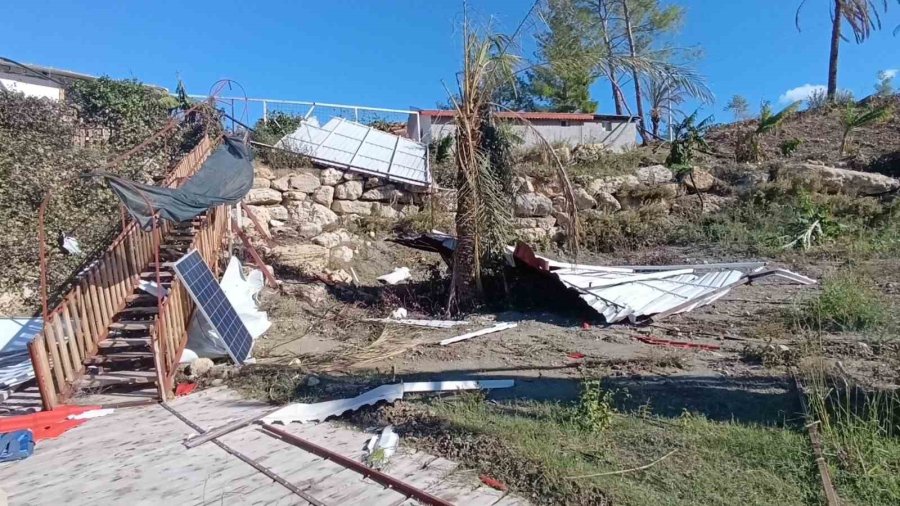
377,267,411,285
479,475,508,491
66,408,115,420
263,379,515,425
60,233,81,255
440,322,518,346
365,425,399,469
364,318,470,328
390,307,408,319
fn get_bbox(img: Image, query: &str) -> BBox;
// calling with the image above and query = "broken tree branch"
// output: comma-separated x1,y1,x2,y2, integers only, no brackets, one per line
567,449,678,479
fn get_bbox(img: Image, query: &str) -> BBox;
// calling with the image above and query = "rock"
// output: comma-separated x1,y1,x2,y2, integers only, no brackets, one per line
618,183,679,209
635,165,674,185
289,357,302,366
343,171,362,181
361,184,404,202
268,205,289,222
555,145,572,164
334,180,364,200
269,219,285,228
513,176,535,193
515,216,557,230
778,163,899,196
244,188,282,205
573,143,606,163
320,168,343,186
307,375,321,387
573,187,596,210
294,283,328,306
682,168,717,192
515,193,553,217
332,200,375,215
312,229,353,248
289,173,321,193
189,358,214,378
312,186,334,207
516,227,550,242
271,244,329,274
594,191,621,212
252,177,271,189
271,176,291,192
586,175,639,195
309,203,339,227
322,268,353,285
670,194,732,215
330,245,354,263
733,171,770,193
363,177,382,190
298,222,323,237
254,162,274,179
553,211,571,229
283,190,307,201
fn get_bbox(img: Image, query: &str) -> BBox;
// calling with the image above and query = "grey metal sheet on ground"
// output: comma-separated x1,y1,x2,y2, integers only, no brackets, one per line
277,117,430,186
173,250,252,364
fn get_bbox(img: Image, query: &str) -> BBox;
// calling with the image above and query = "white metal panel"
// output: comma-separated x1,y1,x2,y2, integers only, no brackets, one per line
277,118,430,186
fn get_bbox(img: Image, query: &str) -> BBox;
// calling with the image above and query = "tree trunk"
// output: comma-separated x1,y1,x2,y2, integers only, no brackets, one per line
621,0,647,145
827,0,842,100
598,1,625,115
651,110,660,139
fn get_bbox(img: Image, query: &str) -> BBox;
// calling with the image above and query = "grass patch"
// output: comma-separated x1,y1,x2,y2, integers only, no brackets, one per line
792,271,888,332
393,386,820,505
579,202,673,253
802,361,900,505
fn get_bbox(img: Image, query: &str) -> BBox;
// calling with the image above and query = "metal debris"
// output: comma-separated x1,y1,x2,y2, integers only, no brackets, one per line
439,322,518,346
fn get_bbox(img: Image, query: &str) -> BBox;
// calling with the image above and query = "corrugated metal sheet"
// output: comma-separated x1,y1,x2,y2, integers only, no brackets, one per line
507,246,814,324
277,118,430,186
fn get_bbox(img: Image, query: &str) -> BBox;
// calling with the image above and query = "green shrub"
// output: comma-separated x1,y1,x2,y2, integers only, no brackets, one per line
795,271,887,332
574,379,616,432
779,138,802,157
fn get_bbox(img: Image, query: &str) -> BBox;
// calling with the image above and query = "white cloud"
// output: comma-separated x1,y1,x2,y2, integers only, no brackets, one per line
882,69,898,79
779,84,827,104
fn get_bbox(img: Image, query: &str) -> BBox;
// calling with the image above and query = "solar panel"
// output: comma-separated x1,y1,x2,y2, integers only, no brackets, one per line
173,250,252,365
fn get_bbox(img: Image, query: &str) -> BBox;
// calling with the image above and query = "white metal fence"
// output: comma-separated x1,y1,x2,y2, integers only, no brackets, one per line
189,95,421,141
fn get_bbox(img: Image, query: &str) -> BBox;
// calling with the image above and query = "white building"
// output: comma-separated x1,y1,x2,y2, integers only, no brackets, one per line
408,109,639,152
0,61,98,100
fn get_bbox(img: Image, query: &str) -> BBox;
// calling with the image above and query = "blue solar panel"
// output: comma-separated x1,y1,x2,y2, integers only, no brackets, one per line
173,250,252,365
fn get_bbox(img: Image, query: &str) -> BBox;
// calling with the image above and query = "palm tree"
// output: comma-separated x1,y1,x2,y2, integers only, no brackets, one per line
643,77,685,140
839,103,892,154
796,0,899,100
736,101,802,162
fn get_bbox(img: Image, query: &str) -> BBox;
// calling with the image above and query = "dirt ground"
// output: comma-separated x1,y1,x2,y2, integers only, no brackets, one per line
253,237,900,408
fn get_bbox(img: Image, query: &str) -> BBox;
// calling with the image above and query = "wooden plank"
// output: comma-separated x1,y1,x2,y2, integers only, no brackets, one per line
51,316,75,383
61,303,83,373
71,290,90,357
84,277,105,346
27,335,58,410
41,323,67,391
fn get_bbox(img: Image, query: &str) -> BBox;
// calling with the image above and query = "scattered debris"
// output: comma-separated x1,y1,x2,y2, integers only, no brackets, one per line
263,380,514,425
390,307,409,319
188,358,214,378
363,318,470,328
0,405,101,441
378,267,412,285
0,318,42,399
479,475,508,492
260,423,453,506
60,233,81,255
567,352,586,360
365,425,399,469
66,408,115,420
567,449,678,479
175,383,197,396
0,429,34,462
183,406,285,449
137,279,167,297
439,322,518,346
634,335,721,351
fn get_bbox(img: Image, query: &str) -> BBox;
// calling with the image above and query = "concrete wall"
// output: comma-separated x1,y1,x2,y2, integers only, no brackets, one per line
0,72,64,100
414,115,637,152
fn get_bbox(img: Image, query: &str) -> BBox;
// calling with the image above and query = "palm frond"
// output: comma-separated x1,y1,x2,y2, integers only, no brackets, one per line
757,101,801,134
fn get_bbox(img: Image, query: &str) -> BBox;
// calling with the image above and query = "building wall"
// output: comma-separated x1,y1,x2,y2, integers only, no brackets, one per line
0,72,64,100
414,115,637,153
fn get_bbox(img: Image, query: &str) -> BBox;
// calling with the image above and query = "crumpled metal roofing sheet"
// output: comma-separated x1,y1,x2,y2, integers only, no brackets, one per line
277,117,430,186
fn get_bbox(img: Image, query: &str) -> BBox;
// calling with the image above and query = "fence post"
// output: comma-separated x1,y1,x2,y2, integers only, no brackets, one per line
28,337,58,410
263,100,268,124
354,107,359,122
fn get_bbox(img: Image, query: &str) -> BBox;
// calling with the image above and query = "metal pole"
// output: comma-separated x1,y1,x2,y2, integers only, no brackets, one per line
262,100,268,124
354,107,359,122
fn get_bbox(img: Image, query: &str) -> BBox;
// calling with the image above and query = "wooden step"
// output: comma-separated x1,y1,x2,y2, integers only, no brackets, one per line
85,352,155,367
98,337,152,350
125,294,158,304
140,270,174,279
77,370,158,389
118,306,159,315
109,321,154,331
146,261,175,269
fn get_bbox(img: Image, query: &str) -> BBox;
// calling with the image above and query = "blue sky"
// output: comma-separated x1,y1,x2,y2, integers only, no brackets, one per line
3,1,897,123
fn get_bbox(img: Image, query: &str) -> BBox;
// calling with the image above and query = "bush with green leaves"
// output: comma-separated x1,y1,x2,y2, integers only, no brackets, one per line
779,138,802,157
794,271,887,332
250,111,308,169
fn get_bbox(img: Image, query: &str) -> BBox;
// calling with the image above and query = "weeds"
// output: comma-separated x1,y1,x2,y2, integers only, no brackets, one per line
802,360,900,505
793,271,887,332
227,364,307,404
574,379,617,432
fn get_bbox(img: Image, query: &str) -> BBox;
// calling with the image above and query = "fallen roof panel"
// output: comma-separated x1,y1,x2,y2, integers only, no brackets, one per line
277,118,430,186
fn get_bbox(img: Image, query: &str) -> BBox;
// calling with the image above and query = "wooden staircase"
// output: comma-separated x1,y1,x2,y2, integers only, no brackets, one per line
74,220,201,396
26,136,231,411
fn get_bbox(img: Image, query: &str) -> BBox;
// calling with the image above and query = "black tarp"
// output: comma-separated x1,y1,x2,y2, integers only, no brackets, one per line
96,135,253,230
